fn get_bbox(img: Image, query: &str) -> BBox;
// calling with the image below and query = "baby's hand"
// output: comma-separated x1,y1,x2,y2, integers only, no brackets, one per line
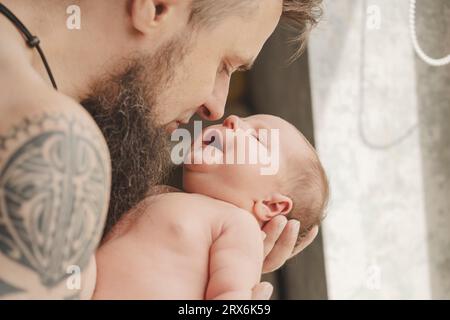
261,216,318,273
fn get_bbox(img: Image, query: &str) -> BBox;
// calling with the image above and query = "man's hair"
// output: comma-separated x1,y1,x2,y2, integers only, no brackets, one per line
284,134,329,246
189,0,323,58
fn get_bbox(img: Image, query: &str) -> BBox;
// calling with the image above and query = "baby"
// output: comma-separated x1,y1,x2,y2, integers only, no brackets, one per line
93,114,329,300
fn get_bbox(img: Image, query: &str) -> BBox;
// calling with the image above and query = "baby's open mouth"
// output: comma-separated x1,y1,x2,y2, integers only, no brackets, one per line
202,129,223,152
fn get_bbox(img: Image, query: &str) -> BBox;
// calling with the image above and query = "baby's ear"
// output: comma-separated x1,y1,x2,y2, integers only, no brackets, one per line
253,193,293,222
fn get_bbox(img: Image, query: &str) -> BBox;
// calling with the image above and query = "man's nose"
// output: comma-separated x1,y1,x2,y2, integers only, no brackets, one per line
223,115,241,130
197,77,230,121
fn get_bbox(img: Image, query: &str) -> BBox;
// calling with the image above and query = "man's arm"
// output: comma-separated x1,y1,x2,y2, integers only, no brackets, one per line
205,212,263,300
0,104,111,299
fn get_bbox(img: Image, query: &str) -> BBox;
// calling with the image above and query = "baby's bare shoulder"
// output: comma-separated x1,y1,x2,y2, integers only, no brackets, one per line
160,193,259,233
144,192,240,217
135,192,251,233
113,192,259,249
131,193,243,244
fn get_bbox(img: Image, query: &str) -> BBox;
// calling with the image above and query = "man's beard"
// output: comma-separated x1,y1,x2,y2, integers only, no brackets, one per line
81,41,186,237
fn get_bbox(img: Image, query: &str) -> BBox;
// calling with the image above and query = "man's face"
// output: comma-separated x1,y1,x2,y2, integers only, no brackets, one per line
82,0,283,235
152,0,283,132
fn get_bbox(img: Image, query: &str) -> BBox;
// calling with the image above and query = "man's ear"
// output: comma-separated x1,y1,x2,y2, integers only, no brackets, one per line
130,0,171,34
253,193,293,222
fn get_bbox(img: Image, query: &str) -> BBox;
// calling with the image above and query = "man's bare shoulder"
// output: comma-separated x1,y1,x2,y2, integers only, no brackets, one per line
137,192,259,238
114,191,245,233
0,87,111,299
144,191,246,218
3,85,101,131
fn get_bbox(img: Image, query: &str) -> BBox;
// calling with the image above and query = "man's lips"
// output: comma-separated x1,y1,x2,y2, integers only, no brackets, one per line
165,121,180,133
178,119,190,125
166,119,190,133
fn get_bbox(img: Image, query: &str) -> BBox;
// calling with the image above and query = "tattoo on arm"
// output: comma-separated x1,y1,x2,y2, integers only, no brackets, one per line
0,113,110,297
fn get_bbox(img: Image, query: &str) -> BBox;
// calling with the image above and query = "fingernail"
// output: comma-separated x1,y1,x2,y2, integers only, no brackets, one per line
291,220,300,234
262,283,273,300
278,218,287,231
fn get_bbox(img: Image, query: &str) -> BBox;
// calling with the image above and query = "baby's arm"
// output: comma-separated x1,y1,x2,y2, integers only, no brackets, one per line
205,211,264,300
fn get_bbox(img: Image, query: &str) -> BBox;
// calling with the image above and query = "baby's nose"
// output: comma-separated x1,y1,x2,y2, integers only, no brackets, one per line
223,115,240,130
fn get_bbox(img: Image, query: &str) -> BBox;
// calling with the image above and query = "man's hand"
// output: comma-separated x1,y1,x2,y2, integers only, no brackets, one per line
261,216,319,274
251,282,273,300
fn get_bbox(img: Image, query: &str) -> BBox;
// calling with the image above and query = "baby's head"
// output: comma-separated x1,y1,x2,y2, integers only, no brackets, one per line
183,114,329,243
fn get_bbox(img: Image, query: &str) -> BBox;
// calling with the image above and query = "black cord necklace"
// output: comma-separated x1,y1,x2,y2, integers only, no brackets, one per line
0,2,58,90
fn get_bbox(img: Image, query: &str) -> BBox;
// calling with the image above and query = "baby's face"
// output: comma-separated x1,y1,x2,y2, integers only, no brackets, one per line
183,114,311,215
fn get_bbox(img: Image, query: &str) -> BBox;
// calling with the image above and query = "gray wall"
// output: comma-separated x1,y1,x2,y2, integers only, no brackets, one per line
415,0,450,299
309,0,449,299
